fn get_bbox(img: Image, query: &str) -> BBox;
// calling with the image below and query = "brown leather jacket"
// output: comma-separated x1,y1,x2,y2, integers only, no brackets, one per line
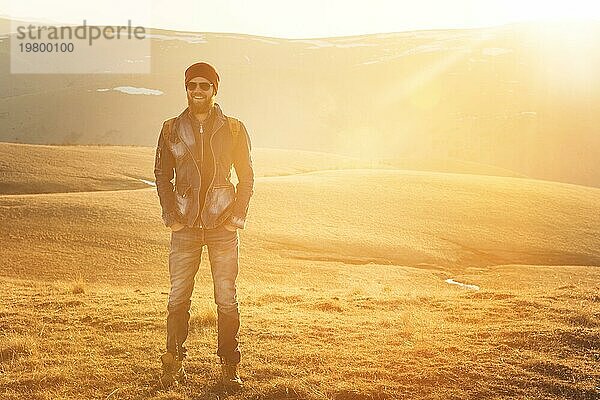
153,103,254,229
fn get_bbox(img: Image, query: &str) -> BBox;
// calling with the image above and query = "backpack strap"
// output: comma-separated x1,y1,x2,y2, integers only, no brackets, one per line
226,116,241,148
163,117,176,142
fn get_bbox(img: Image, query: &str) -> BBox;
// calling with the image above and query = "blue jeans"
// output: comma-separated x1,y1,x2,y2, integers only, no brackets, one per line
166,224,241,364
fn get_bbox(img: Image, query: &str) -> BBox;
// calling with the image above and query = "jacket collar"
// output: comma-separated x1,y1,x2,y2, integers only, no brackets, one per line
175,103,226,154
181,103,226,130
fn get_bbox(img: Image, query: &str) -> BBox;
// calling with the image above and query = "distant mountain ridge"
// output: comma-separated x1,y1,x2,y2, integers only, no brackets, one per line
1,18,599,187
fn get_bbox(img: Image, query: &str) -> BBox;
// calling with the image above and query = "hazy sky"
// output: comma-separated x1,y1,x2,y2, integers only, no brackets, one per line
4,0,600,38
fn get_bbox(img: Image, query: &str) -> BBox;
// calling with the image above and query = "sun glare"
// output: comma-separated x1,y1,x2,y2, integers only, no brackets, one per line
522,20,600,91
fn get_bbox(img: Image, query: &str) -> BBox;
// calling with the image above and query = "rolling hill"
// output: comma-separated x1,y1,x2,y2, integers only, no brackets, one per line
0,142,523,195
0,143,597,285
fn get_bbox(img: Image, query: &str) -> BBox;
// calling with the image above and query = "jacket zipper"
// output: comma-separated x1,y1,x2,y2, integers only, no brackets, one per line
194,123,204,225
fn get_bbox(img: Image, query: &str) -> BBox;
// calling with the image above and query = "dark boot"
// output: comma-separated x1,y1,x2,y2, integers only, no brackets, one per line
220,360,243,389
160,352,186,388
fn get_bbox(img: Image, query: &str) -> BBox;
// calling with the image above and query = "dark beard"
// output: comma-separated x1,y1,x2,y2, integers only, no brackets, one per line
188,96,214,114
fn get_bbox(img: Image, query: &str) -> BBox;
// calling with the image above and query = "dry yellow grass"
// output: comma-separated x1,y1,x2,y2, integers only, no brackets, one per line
0,144,598,399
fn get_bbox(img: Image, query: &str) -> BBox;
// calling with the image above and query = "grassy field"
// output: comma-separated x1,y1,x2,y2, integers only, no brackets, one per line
0,144,599,399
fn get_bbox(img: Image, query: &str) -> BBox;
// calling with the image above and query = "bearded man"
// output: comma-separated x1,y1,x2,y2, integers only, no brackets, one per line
153,62,254,389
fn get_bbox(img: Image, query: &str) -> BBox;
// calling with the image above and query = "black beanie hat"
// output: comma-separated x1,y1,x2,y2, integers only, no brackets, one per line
184,62,220,93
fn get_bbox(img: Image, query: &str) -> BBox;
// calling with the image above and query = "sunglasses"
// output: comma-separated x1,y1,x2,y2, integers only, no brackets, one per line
186,81,213,91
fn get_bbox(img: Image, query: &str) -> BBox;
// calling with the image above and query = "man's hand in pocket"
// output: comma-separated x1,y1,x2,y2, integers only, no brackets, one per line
222,217,238,232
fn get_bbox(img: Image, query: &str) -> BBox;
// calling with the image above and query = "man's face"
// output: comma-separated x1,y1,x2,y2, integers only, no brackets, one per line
186,77,215,113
